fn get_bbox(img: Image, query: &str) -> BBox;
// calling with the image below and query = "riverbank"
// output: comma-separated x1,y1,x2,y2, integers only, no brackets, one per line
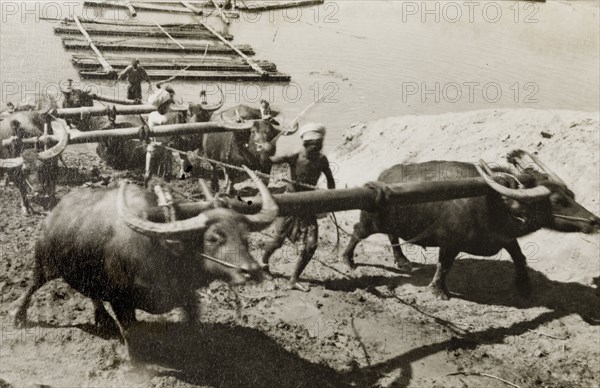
0,108,598,387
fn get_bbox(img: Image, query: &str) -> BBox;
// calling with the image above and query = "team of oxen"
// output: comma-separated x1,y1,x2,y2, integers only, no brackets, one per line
1,88,598,363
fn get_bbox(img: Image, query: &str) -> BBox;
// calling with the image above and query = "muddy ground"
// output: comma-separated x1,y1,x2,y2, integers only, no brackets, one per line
1,109,599,387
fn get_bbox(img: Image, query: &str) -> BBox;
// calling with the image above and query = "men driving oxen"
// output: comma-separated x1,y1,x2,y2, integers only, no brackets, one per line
203,100,296,194
0,111,68,214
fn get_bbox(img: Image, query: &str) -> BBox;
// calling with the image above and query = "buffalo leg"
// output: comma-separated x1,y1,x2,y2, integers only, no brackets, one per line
110,300,136,344
93,300,119,334
428,247,459,300
504,239,532,297
13,264,48,327
181,292,200,323
388,235,412,270
110,300,142,365
14,177,34,215
341,220,374,269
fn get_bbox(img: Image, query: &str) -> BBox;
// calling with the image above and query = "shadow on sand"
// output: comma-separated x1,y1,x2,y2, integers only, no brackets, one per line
18,258,598,388
126,321,348,388
309,257,600,386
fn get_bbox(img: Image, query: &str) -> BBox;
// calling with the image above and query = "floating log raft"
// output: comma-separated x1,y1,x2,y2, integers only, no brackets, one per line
62,38,255,54
235,0,325,11
84,0,196,14
79,69,291,81
56,12,289,82
54,23,233,40
71,56,278,72
150,0,325,11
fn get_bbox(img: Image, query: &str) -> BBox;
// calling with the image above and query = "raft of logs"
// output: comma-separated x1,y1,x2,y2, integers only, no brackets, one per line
53,17,290,81
83,0,325,13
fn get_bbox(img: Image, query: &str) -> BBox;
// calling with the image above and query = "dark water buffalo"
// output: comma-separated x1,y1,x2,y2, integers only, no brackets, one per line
64,86,225,174
60,85,95,130
342,150,600,300
13,167,277,359
0,112,68,214
155,87,227,179
205,102,292,194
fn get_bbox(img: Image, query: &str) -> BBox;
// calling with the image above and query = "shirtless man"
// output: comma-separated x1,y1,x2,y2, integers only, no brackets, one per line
259,123,336,291
114,59,152,102
143,88,175,186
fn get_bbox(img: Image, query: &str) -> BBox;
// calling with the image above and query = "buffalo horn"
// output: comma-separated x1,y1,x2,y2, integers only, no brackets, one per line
118,181,211,239
475,160,550,202
200,85,225,113
242,165,279,231
270,121,299,146
522,150,566,185
0,118,69,170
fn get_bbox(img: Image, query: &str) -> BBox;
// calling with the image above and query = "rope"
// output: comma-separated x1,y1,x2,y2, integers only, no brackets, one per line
161,144,321,191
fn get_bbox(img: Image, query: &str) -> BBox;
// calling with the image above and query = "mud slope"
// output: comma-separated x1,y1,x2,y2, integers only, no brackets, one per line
1,109,599,388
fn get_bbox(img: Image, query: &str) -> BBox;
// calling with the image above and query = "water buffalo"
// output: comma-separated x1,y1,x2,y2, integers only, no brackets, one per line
64,85,225,175
205,101,295,194
13,167,277,359
60,81,95,131
0,112,68,214
155,87,226,179
342,150,600,300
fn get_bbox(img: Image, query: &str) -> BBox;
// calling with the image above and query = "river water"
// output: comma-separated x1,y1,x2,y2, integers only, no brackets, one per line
1,1,598,153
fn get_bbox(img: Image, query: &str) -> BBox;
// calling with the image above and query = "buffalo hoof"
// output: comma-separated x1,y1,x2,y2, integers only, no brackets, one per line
429,285,450,301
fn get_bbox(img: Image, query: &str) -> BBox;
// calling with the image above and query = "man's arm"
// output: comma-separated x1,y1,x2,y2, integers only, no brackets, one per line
116,65,131,81
140,66,152,84
269,152,296,164
321,156,336,189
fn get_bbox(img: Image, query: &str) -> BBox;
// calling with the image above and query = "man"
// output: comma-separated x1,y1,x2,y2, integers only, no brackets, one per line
259,123,336,292
143,88,175,186
114,59,152,102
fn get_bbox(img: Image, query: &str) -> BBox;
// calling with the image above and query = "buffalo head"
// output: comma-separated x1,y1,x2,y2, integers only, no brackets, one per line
118,166,277,284
478,150,600,234
187,86,225,123
60,80,95,130
218,104,298,158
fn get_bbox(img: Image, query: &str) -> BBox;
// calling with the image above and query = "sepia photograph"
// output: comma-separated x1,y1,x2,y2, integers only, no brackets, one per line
0,0,598,387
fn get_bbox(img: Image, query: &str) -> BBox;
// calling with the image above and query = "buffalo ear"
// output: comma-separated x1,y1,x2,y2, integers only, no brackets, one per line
269,118,280,126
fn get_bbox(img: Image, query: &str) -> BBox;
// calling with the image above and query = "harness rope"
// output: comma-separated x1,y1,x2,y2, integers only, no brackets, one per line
161,144,342,256
154,184,245,270
161,144,322,190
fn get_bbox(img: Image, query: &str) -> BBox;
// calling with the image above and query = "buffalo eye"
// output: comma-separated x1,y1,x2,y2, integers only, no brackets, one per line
551,195,569,208
205,232,225,245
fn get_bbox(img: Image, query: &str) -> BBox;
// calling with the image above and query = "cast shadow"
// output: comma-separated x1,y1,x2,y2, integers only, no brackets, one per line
127,321,350,388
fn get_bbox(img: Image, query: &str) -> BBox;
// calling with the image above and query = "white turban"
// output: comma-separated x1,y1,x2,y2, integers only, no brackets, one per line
299,122,326,141
148,89,173,108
